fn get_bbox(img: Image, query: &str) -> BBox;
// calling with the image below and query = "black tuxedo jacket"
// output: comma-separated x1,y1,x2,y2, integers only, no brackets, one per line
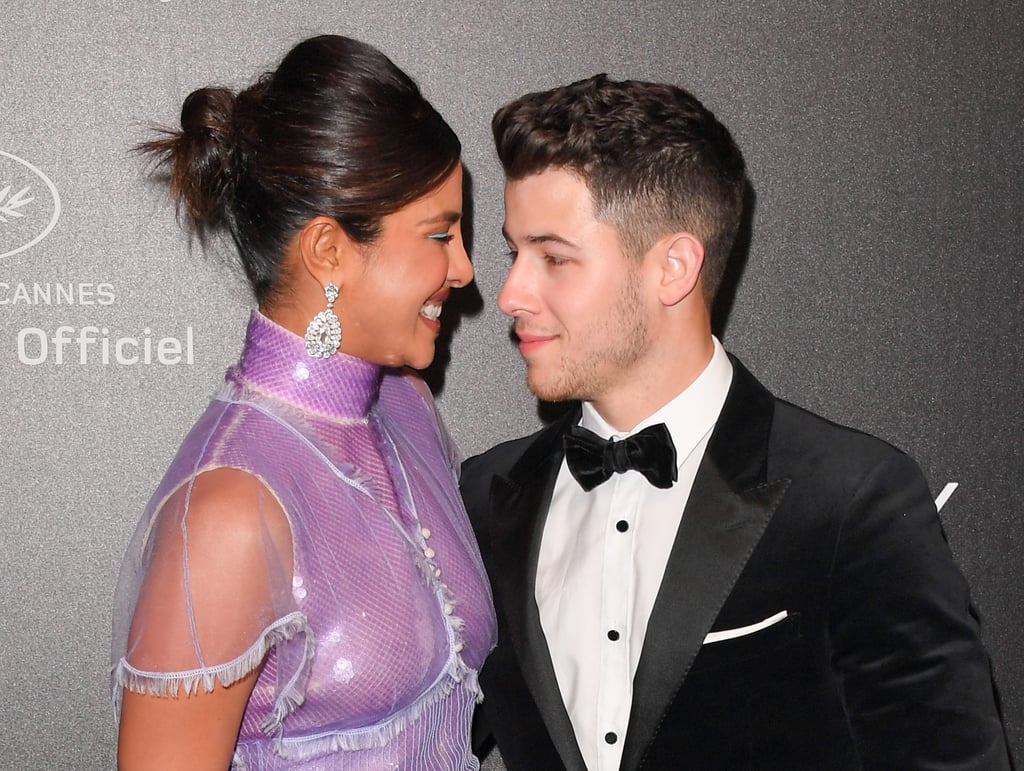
461,357,1010,770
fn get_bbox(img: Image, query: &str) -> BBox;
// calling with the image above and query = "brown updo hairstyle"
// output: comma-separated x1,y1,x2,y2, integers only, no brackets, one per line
139,35,461,304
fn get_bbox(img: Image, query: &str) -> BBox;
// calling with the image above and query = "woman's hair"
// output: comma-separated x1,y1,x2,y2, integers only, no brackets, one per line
139,35,461,303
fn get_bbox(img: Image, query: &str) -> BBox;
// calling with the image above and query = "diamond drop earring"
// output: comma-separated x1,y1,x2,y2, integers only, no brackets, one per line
304,282,341,358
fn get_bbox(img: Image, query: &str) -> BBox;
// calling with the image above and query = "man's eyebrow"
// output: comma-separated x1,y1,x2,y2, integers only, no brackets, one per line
501,227,578,249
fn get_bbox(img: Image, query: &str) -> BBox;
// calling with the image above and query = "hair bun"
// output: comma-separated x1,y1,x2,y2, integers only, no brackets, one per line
175,87,237,227
136,87,238,230
180,87,236,145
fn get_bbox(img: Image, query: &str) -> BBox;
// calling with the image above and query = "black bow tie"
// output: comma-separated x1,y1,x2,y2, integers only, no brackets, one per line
563,423,678,492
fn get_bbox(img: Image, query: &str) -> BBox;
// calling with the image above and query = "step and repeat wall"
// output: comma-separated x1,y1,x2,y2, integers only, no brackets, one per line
2,2,1020,768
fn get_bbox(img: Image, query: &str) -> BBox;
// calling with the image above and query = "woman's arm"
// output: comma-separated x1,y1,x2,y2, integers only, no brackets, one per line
118,669,259,771
116,467,293,770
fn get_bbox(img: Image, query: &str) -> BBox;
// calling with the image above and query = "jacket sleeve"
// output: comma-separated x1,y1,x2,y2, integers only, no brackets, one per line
827,451,1011,770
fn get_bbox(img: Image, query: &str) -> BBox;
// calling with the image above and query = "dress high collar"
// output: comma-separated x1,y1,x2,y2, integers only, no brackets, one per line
229,310,381,421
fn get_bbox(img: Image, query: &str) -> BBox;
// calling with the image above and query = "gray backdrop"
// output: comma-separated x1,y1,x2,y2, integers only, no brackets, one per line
1,2,1020,769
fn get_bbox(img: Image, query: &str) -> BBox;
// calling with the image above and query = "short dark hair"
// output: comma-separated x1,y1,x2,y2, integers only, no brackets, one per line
492,74,746,303
139,35,461,304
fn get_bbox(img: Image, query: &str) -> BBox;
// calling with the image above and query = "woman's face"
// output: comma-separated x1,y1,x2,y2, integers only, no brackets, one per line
339,164,472,369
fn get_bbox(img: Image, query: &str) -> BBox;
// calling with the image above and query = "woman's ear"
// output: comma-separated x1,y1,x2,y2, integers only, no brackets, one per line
296,216,355,288
656,232,705,307
260,217,358,340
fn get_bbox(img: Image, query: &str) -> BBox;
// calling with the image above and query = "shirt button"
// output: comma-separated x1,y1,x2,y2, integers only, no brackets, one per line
615,520,629,532
421,527,431,538
605,732,618,744
424,547,436,559
607,630,620,641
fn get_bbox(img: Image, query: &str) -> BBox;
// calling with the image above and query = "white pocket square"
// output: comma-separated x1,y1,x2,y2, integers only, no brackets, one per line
703,610,789,645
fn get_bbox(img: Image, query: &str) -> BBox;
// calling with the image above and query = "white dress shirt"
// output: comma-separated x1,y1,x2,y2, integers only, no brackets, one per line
536,338,733,771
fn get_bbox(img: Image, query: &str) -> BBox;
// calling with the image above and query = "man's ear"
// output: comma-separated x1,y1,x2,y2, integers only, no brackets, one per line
296,216,356,288
656,232,705,307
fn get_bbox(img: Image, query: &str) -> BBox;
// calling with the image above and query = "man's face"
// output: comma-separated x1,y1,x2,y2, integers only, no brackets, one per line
498,168,653,403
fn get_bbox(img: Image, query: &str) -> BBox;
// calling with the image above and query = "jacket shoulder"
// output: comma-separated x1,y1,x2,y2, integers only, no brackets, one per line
461,424,551,499
766,397,930,506
724,356,914,487
771,398,908,462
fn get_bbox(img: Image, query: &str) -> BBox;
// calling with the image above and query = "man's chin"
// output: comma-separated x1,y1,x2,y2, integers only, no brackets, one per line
526,373,579,403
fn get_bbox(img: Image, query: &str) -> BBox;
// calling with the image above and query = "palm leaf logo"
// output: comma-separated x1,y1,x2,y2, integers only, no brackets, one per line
0,150,61,260
0,185,34,224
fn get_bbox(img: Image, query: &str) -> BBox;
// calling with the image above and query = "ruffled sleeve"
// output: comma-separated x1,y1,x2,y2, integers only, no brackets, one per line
112,465,304,720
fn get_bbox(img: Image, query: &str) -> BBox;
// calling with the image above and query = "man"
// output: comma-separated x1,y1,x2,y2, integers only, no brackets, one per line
461,75,1010,770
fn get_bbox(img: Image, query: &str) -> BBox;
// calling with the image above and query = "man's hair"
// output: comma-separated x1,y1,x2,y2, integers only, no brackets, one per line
492,74,747,304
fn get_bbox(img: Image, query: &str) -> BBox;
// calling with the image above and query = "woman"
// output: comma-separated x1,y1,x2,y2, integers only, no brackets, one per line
111,35,496,770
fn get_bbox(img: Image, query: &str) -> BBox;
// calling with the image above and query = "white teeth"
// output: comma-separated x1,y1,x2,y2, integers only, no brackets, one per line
420,303,442,321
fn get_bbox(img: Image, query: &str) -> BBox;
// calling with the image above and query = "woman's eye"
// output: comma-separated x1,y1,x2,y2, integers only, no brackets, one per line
428,232,454,244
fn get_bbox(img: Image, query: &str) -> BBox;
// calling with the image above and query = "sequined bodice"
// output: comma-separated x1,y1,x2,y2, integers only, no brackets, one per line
112,311,496,769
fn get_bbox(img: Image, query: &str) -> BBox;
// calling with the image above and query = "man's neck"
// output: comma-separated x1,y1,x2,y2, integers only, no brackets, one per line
589,333,717,432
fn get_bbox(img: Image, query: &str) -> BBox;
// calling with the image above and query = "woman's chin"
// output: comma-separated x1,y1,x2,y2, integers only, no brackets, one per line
405,349,436,371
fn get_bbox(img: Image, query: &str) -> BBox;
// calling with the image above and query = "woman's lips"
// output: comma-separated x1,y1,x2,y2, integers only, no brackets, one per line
419,291,448,331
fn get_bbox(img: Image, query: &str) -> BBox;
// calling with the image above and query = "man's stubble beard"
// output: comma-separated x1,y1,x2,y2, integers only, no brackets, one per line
526,267,648,403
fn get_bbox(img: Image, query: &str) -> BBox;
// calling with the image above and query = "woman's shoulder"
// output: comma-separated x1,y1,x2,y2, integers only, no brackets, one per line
178,467,290,541
146,467,293,585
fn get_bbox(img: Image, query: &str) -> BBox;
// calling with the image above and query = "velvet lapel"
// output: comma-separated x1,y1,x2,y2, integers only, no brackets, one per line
490,406,588,771
620,359,792,771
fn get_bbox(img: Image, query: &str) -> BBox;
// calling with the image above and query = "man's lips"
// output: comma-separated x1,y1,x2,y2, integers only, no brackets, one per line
514,331,557,354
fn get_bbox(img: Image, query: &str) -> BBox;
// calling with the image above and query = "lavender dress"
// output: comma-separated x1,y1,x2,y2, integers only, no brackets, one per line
111,311,496,769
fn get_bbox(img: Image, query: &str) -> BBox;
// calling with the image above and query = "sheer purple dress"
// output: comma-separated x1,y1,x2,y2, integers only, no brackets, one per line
111,311,496,769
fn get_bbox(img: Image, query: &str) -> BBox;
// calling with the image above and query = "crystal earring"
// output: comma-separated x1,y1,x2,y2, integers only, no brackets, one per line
304,282,341,358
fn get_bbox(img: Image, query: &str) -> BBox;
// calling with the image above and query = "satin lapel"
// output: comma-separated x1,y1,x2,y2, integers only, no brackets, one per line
620,359,792,771
490,407,588,771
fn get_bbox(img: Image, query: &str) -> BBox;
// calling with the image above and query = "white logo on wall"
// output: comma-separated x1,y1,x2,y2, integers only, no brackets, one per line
3,283,196,367
16,322,195,366
0,151,61,260
2,151,193,366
